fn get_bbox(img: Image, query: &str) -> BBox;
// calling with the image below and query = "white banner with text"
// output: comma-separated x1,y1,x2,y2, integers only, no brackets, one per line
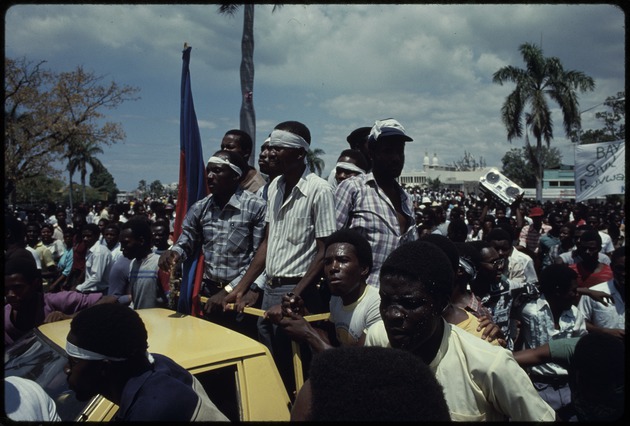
574,140,625,202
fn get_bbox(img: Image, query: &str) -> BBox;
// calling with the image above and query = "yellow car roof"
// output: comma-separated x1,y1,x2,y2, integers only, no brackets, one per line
39,308,268,369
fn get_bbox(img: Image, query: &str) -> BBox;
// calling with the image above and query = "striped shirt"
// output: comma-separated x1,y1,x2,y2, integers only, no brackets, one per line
265,169,336,278
171,188,267,288
518,223,551,253
129,253,165,309
335,173,417,287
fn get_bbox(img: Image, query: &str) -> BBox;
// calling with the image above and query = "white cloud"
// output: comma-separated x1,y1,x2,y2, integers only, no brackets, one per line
5,4,624,191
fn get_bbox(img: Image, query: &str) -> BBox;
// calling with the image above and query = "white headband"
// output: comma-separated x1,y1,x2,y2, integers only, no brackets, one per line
207,156,243,177
65,340,127,361
269,129,310,150
65,340,155,364
335,161,365,175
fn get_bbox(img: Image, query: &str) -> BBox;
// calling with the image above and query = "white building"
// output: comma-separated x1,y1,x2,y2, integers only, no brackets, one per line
399,152,580,202
398,152,492,196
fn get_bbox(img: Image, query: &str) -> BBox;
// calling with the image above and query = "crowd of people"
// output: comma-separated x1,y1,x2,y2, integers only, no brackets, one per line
4,118,625,421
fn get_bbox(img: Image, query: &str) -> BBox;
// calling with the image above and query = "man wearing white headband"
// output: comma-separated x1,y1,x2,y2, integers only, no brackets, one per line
327,148,369,190
335,118,418,288
226,121,337,396
158,149,267,339
64,303,228,421
326,127,372,188
220,129,267,193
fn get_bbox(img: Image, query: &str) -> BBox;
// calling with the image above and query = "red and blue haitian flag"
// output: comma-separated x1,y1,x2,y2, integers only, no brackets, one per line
175,45,208,316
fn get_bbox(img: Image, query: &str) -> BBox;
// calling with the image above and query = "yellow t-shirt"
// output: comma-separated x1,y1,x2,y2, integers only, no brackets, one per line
454,309,501,346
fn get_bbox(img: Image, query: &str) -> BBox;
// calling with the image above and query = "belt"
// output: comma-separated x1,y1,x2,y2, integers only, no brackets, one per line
530,374,569,387
268,276,302,287
202,279,231,289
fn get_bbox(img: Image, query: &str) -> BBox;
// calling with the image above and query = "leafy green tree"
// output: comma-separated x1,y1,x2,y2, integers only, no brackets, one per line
492,42,594,201
218,4,282,167
15,175,65,205
570,92,625,144
306,148,326,176
501,146,562,188
137,180,147,199
4,57,139,206
451,151,486,171
66,139,104,204
149,180,164,198
427,177,442,191
89,162,119,202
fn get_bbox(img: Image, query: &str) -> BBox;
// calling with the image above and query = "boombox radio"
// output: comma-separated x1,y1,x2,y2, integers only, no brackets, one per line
478,168,524,206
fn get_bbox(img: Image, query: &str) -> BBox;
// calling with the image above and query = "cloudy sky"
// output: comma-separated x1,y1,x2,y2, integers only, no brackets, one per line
5,4,625,192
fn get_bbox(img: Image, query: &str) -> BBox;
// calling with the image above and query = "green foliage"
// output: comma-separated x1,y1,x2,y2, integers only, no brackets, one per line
15,175,65,205
427,176,442,191
149,180,165,198
137,180,147,198
306,148,326,176
501,146,562,188
4,56,139,205
492,42,594,201
451,151,486,171
570,92,625,144
89,162,119,202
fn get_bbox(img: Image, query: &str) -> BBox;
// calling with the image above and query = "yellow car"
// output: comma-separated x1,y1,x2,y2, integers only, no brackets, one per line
4,308,291,421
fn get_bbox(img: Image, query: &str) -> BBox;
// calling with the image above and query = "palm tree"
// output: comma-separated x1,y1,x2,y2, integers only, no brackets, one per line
306,148,326,176
218,4,282,167
492,42,595,201
66,138,104,203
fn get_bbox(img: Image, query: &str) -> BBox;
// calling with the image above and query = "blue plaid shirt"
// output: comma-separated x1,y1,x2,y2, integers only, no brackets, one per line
171,187,267,288
335,173,417,287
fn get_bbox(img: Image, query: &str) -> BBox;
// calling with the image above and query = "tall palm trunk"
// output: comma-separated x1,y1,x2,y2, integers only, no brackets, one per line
68,169,74,212
240,4,256,167
535,139,543,201
81,171,87,203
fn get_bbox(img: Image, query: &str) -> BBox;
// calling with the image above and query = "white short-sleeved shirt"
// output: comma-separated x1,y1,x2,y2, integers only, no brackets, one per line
265,170,336,278
4,376,61,421
577,280,624,329
599,231,614,254
519,295,587,376
507,248,538,289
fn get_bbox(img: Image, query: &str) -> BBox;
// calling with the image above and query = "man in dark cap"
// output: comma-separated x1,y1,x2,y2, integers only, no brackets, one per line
345,126,372,171
335,118,418,287
326,126,372,188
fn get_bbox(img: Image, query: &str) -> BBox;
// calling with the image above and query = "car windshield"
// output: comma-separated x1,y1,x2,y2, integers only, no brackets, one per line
4,328,92,421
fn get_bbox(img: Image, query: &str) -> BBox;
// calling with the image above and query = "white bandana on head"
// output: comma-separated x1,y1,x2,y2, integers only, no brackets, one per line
207,156,243,177
268,129,310,151
65,340,127,361
65,340,155,364
335,161,365,175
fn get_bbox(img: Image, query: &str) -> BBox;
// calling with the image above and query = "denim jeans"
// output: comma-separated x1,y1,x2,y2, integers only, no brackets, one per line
257,282,321,398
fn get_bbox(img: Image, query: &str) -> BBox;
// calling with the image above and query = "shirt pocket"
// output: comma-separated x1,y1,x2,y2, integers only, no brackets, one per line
286,217,314,246
227,221,250,253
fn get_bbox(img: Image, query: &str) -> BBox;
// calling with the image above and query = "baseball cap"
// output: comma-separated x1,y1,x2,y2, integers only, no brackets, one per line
529,207,544,217
346,127,371,147
368,118,413,143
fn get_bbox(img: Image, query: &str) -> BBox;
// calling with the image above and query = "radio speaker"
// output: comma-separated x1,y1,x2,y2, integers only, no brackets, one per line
479,168,524,206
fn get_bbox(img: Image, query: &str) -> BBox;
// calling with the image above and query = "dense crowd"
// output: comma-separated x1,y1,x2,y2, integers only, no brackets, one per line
4,119,625,421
